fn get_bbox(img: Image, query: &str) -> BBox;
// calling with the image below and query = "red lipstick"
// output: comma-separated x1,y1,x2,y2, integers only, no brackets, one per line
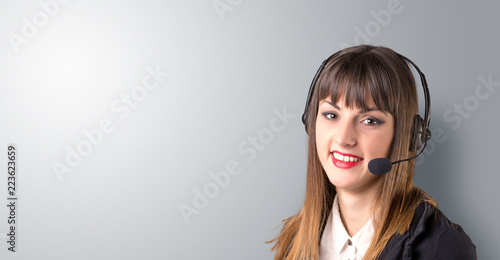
331,151,364,169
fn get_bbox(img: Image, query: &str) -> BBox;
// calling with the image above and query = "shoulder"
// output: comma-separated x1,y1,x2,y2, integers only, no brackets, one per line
418,202,477,259
381,201,477,260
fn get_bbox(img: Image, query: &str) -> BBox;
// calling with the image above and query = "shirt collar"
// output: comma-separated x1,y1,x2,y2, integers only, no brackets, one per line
331,195,351,254
330,195,375,257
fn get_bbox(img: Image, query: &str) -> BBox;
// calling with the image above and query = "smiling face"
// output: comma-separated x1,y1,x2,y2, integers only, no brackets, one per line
315,96,394,194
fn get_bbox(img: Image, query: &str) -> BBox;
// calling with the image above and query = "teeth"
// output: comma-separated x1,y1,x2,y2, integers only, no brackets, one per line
333,152,362,162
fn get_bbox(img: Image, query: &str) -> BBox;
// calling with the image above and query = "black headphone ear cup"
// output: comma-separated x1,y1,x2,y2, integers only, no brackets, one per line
410,115,425,152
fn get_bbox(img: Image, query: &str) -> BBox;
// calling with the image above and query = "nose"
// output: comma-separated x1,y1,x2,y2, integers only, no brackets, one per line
335,119,357,147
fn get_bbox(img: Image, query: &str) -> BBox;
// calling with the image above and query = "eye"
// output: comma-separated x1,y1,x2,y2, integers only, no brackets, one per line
361,117,383,126
322,112,338,120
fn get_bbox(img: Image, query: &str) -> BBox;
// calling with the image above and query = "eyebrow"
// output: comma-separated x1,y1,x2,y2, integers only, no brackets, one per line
320,100,386,114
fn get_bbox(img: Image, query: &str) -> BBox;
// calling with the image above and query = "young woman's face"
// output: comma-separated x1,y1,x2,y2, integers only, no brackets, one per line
315,96,394,194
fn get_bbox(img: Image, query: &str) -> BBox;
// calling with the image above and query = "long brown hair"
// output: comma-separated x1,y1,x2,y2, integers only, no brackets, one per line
268,45,436,259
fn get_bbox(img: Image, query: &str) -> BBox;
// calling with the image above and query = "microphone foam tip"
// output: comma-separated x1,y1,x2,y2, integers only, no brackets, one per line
368,158,392,175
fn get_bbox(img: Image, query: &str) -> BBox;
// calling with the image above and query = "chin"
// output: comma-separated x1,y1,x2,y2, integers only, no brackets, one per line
325,170,380,191
325,173,358,188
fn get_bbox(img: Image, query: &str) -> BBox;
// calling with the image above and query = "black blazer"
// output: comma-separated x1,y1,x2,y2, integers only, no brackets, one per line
378,201,477,259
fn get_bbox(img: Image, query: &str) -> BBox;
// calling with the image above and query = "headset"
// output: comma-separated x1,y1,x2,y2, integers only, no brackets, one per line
301,48,432,174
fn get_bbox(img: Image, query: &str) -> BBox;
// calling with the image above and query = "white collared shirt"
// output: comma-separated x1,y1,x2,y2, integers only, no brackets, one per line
319,195,375,260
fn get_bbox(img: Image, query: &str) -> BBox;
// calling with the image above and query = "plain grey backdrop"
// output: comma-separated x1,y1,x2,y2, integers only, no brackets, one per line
0,0,498,259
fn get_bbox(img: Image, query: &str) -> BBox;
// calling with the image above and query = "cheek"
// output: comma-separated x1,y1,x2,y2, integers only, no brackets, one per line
315,125,331,156
370,130,394,157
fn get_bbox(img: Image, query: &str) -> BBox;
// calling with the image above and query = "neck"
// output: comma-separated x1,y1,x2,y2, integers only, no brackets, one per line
336,181,381,237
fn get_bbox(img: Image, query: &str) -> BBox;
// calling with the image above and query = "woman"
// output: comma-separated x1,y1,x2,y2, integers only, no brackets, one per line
269,45,476,259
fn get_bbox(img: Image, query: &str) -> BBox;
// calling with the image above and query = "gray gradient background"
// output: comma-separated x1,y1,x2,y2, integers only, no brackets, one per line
0,0,498,259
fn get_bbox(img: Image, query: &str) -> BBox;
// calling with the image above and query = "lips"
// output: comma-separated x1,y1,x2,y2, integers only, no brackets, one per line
331,150,364,169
